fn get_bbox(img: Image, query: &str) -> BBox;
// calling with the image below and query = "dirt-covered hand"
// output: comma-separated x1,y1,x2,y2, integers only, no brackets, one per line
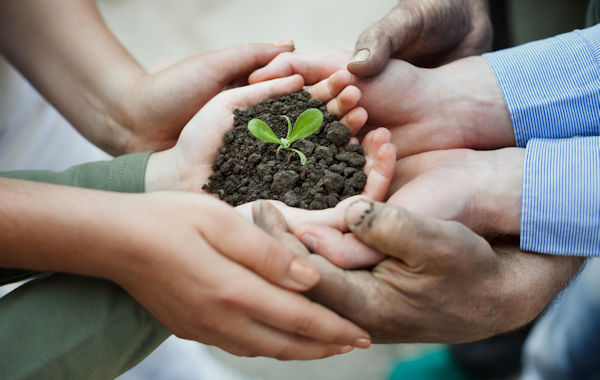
250,52,514,158
119,42,295,154
297,147,525,269
302,200,583,343
348,0,492,76
111,192,370,359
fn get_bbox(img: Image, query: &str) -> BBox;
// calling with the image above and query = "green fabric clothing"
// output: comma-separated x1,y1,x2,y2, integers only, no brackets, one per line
0,151,152,285
0,274,169,380
0,151,151,193
0,151,170,379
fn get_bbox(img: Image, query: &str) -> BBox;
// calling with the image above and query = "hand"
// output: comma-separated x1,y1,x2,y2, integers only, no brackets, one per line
234,126,397,234
259,199,583,343
119,42,297,154
250,52,515,158
295,147,524,268
109,192,372,359
145,70,373,193
348,0,492,75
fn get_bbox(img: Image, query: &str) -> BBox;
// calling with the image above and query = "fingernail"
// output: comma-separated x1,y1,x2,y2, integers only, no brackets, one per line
274,40,294,48
300,234,317,252
353,338,371,349
345,199,373,227
350,49,370,64
290,259,320,287
339,345,354,354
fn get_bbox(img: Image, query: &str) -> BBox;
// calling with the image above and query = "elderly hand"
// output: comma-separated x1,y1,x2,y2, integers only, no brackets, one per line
348,0,492,75
254,199,583,343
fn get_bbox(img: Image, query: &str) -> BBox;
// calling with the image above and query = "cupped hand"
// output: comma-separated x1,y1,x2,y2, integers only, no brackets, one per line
234,126,397,234
118,42,295,154
285,200,583,343
348,0,492,75
145,70,369,193
250,52,515,158
295,147,524,269
111,191,370,360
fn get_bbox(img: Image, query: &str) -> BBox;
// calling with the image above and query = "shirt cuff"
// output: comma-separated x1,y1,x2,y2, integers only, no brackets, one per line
483,25,600,147
521,137,600,256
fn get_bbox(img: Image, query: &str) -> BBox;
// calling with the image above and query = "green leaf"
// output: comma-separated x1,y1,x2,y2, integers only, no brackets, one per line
281,115,293,139
248,119,280,144
288,108,323,143
288,148,307,165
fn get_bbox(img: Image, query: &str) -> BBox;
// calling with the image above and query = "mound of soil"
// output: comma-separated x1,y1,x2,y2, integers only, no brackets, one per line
203,91,367,210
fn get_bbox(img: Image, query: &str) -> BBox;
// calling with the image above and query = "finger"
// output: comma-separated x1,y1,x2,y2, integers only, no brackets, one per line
326,86,362,118
204,42,295,84
214,318,353,360
201,199,320,292
227,74,305,108
249,50,351,85
339,107,368,136
295,224,386,269
308,70,355,102
253,201,311,259
348,6,419,77
243,280,370,348
362,127,391,173
344,200,476,268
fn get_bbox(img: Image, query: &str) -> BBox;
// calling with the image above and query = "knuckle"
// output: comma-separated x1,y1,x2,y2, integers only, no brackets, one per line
259,241,290,281
273,345,297,361
291,312,317,337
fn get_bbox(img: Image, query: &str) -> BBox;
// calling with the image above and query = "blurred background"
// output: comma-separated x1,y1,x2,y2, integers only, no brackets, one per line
93,1,589,379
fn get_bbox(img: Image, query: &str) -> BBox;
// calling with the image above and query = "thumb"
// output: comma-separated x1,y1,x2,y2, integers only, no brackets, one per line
344,200,473,268
348,5,420,77
204,41,295,83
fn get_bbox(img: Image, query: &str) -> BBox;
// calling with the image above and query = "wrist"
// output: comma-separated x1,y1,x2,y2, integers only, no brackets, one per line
474,148,524,235
144,149,184,192
434,56,515,149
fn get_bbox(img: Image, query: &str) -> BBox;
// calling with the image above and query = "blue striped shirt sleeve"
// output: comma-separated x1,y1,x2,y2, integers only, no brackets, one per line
483,25,600,147
521,137,600,256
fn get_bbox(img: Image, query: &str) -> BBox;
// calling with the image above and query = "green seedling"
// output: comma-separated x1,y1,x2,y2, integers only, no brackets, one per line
247,108,323,165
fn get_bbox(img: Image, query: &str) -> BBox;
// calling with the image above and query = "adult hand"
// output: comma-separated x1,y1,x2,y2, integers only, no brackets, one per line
0,176,371,360
250,53,515,158
257,199,583,343
121,42,296,153
1,2,298,155
295,147,524,268
109,192,371,359
348,0,492,75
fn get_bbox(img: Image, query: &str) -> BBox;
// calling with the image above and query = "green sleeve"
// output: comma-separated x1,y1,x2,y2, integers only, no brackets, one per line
0,274,169,379
0,151,153,285
0,151,152,193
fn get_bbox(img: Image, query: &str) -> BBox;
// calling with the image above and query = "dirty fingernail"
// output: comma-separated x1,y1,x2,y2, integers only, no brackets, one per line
300,234,317,252
339,345,354,354
350,49,370,64
274,40,295,48
353,338,371,349
290,259,320,287
345,199,373,227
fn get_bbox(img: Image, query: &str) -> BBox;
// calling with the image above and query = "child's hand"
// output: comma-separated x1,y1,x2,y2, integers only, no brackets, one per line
235,126,397,253
145,71,370,193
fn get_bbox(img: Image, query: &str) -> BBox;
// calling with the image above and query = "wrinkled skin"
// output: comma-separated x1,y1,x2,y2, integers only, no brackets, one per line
253,200,584,343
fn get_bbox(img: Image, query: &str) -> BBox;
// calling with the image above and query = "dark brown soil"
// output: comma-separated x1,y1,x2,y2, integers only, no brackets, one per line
202,91,367,209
